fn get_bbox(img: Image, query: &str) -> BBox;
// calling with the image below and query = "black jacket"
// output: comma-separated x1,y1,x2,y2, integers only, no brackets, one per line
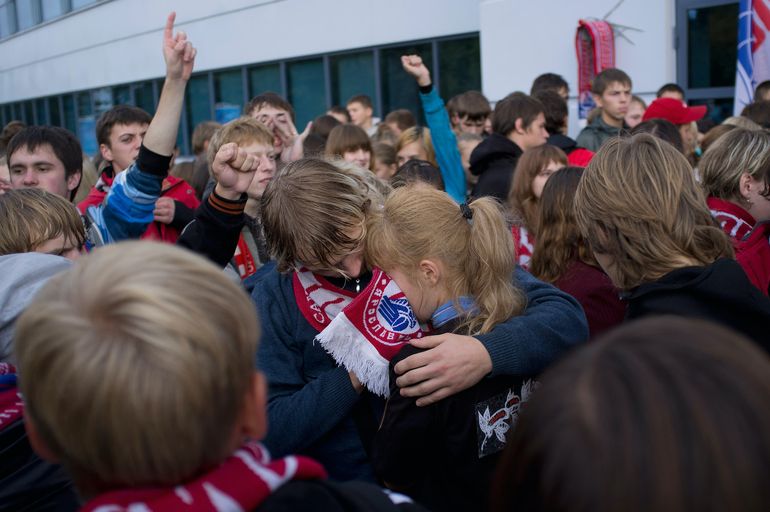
469,133,522,201
626,258,770,349
260,480,427,512
547,133,579,154
372,320,536,512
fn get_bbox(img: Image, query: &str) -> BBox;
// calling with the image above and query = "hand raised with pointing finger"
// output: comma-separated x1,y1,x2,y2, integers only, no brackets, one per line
212,143,259,196
163,12,196,81
401,54,432,87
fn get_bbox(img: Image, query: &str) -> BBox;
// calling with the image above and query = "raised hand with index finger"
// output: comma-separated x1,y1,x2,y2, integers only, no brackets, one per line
163,12,196,81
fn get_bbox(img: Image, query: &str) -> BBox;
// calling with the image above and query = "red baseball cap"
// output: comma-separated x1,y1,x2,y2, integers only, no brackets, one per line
642,97,707,124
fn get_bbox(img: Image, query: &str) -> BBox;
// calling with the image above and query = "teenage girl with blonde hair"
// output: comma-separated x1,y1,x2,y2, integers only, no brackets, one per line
368,184,570,512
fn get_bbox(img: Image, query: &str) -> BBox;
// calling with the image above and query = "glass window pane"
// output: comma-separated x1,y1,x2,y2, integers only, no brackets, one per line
185,75,213,141
691,97,734,125
248,64,282,100
41,0,66,21
92,87,114,118
35,98,47,124
113,85,131,105
330,51,376,113
438,37,481,100
16,0,39,31
2,105,11,125
687,4,738,88
48,97,61,126
76,91,92,116
287,58,326,128
0,3,18,37
133,82,156,115
72,0,97,9
62,95,76,133
380,43,432,122
214,69,244,123
23,102,34,124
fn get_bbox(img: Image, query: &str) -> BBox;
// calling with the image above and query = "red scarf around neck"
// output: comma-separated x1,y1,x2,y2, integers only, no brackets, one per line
81,442,326,512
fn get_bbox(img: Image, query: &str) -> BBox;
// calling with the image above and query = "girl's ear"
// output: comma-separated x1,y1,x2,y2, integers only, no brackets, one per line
419,259,442,286
739,172,753,200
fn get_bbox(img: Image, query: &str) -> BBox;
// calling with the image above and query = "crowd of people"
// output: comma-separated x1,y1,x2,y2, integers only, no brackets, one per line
1,12,769,512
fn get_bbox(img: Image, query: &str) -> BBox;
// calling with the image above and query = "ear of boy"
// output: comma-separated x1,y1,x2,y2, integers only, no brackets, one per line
235,371,268,443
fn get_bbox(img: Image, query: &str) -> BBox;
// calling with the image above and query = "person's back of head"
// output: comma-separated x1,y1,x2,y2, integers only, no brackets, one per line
261,157,384,274
310,114,342,139
656,82,686,101
0,120,26,155
384,109,416,134
722,115,762,130
530,73,569,99
327,105,351,124
574,133,732,290
754,80,770,102
0,188,85,259
533,90,568,136
629,118,684,153
14,242,261,497
244,91,296,122
699,123,736,154
491,316,770,512
741,100,770,129
390,159,444,190
530,166,592,283
191,120,221,156
699,128,770,204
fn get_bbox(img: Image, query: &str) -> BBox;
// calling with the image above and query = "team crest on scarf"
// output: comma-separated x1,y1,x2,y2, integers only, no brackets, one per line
315,268,425,397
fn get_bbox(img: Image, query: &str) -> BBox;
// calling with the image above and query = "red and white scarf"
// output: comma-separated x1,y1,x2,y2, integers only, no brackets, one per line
81,442,327,512
0,363,23,431
512,225,534,270
295,268,425,397
575,19,615,119
707,196,756,241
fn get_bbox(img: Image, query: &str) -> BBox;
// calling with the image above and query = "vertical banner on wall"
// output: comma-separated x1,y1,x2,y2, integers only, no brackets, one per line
735,0,770,114
575,20,615,120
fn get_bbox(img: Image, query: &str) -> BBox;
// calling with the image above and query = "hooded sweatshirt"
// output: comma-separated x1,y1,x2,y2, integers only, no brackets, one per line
0,253,70,363
469,133,523,201
626,258,770,349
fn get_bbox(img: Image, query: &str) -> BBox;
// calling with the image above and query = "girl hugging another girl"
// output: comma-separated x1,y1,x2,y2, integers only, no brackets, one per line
367,184,538,512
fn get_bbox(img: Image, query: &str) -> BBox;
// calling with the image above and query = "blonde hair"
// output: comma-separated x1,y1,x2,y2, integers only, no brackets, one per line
0,188,85,255
14,242,259,495
699,128,770,201
207,116,274,167
508,144,568,233
367,184,525,334
262,157,386,274
574,133,733,290
396,126,437,168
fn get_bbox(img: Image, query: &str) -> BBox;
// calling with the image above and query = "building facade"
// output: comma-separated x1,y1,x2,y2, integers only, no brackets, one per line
0,0,739,154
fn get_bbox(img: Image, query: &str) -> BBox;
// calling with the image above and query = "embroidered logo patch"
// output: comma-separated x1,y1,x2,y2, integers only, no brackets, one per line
475,379,538,458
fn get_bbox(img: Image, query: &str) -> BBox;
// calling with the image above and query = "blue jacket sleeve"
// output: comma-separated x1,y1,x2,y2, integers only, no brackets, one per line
476,266,589,376
419,87,466,203
88,146,171,243
254,272,362,456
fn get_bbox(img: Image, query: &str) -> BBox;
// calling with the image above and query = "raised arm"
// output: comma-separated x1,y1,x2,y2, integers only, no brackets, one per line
401,55,466,203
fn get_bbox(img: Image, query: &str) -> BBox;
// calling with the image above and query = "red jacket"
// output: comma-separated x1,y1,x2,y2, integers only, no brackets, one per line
77,167,199,244
707,196,770,295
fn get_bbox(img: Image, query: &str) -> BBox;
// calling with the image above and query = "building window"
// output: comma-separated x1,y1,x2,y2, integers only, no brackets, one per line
185,75,212,142
330,51,376,112
15,0,40,31
71,0,97,9
438,36,481,100
113,85,131,105
676,0,738,121
132,81,156,115
34,97,46,124
41,0,67,21
380,42,433,123
214,69,244,123
62,95,76,133
0,1,18,37
287,58,326,127
248,63,282,100
48,96,61,126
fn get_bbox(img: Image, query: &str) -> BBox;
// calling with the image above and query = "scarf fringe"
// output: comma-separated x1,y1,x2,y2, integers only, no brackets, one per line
316,313,391,397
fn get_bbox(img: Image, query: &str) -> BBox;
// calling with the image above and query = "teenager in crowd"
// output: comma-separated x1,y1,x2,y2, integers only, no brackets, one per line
491,316,770,512
530,72,569,100
534,89,594,166
699,128,770,295
530,167,625,337
396,126,437,168
457,132,482,196
574,133,770,346
576,68,632,151
508,144,568,268
254,157,588,482
325,124,374,171
347,95,380,137
642,97,705,164
77,104,200,243
470,92,549,200
384,109,416,138
629,118,684,154
657,82,686,101
373,142,398,180
447,90,492,136
369,185,550,512
245,92,306,164
303,114,342,156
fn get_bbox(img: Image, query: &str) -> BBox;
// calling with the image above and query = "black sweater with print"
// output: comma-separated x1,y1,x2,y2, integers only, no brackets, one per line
371,319,537,512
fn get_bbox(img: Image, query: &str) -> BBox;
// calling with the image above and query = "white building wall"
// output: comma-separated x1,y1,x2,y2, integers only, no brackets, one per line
480,0,676,135
0,0,481,103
